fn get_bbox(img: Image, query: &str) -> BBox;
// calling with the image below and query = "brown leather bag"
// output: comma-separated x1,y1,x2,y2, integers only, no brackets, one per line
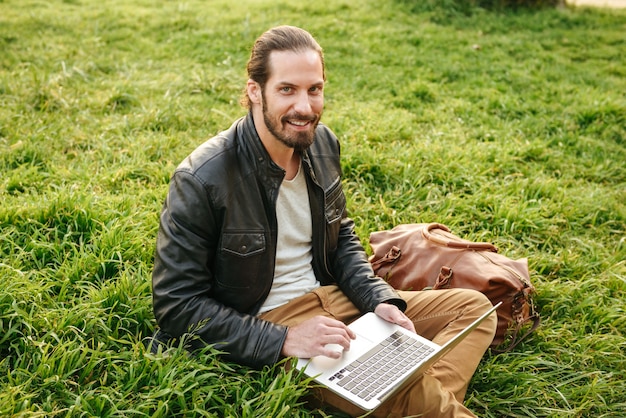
369,223,540,352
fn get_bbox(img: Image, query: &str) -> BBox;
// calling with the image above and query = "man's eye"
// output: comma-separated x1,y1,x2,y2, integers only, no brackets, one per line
280,87,292,93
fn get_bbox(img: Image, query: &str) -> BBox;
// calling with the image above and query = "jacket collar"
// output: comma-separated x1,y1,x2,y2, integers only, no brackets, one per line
238,112,288,188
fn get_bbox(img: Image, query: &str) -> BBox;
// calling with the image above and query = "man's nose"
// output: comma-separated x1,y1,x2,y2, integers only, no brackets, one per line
293,91,313,114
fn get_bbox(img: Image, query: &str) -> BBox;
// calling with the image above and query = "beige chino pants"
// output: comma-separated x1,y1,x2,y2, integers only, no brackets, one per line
260,285,497,418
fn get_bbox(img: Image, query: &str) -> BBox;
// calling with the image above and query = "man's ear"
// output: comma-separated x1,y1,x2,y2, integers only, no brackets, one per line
246,80,262,105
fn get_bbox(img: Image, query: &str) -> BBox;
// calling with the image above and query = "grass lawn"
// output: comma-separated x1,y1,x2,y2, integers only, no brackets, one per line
1,0,624,416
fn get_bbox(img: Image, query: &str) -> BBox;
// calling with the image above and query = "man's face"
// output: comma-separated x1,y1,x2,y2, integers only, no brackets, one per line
259,49,324,152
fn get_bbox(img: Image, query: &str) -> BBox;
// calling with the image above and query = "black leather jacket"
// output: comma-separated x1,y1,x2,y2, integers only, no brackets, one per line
152,113,405,368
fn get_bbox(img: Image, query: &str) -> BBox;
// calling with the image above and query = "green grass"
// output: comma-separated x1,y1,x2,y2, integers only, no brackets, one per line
1,0,625,416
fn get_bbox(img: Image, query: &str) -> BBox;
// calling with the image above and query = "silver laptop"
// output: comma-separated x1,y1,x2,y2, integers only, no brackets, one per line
296,301,501,411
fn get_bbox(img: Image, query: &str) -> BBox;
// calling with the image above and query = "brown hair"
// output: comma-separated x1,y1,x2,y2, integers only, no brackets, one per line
240,26,325,109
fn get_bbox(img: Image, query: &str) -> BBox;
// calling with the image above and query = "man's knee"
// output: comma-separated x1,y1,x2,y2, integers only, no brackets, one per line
461,289,494,312
457,289,498,339
437,288,495,319
402,287,492,312
401,288,497,339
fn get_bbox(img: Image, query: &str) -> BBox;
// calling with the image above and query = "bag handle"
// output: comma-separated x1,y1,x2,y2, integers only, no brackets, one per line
421,223,498,252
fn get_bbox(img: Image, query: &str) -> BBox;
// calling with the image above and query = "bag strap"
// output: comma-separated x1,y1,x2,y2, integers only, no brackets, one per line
421,223,499,252
492,314,541,354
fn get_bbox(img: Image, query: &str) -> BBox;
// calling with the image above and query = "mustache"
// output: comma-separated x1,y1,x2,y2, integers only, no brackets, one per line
281,112,318,122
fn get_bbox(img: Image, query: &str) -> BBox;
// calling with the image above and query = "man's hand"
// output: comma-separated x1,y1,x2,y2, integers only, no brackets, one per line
281,316,356,359
374,303,416,334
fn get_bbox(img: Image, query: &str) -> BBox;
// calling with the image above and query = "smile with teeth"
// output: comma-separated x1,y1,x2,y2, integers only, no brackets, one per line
288,120,310,126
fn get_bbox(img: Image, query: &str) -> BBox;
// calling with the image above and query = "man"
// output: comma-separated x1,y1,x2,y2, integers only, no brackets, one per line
151,25,497,417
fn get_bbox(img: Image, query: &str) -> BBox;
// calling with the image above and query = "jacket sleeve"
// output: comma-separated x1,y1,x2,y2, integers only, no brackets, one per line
333,216,408,313
315,128,406,312
151,170,287,368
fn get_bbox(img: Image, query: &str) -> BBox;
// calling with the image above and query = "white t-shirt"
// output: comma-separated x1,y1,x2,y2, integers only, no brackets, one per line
258,163,320,314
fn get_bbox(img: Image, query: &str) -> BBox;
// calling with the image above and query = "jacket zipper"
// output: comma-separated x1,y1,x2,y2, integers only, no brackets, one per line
303,156,333,280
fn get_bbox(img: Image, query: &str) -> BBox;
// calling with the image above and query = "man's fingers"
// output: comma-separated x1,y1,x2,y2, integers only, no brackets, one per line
374,303,416,333
282,316,355,358
322,343,345,359
322,317,357,340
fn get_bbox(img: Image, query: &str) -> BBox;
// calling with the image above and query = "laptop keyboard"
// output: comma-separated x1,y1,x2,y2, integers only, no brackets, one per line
328,331,435,402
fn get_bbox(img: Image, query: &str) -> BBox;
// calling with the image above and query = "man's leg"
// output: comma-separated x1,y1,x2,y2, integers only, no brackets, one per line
259,286,367,415
260,286,496,418
373,288,497,417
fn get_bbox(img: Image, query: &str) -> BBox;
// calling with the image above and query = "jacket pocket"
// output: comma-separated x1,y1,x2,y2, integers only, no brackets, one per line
216,232,266,290
324,177,345,224
324,177,346,250
220,232,265,257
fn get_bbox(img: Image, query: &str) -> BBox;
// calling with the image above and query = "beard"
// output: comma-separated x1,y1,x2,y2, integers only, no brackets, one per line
262,96,321,153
